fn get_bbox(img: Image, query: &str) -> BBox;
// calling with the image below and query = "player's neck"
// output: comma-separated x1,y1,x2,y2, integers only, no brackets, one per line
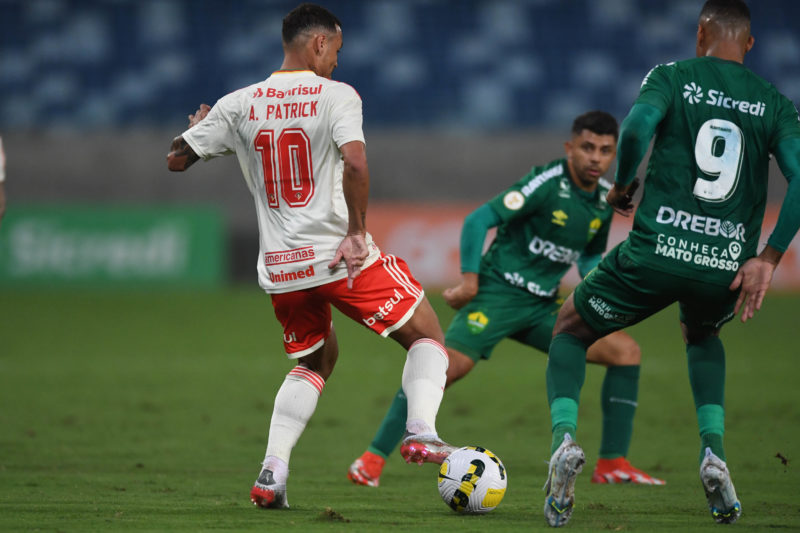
280,53,317,75
566,161,598,194
701,42,746,64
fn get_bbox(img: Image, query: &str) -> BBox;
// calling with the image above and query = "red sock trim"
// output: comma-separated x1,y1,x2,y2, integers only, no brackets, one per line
410,338,448,362
289,366,325,394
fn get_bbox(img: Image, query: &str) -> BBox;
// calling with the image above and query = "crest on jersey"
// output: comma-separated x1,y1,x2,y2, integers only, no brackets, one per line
588,218,602,239
467,311,489,334
558,178,571,199
683,82,703,104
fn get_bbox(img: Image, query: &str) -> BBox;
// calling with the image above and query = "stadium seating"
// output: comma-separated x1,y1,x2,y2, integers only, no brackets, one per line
0,0,797,129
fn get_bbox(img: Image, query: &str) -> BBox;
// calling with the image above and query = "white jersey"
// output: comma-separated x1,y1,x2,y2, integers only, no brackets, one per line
183,70,380,293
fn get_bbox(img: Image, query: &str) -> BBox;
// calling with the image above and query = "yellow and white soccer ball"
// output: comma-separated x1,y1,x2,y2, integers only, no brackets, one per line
437,446,507,514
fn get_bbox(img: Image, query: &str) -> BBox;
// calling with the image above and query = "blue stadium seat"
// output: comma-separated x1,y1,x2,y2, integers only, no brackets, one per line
0,0,797,129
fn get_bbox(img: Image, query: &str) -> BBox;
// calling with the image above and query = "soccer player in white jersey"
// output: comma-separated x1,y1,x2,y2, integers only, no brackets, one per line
166,3,455,509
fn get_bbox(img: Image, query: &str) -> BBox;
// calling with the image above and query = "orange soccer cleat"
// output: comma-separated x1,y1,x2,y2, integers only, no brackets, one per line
347,451,386,487
591,457,665,485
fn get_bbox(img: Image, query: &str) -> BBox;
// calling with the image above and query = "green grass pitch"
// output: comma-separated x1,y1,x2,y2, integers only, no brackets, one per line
1,288,798,531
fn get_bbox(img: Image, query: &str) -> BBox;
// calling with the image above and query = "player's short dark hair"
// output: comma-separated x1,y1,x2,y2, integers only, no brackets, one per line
282,3,342,45
699,0,750,27
571,111,619,140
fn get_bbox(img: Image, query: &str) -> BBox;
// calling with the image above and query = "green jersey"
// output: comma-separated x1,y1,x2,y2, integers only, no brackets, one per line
483,158,613,298
622,57,800,285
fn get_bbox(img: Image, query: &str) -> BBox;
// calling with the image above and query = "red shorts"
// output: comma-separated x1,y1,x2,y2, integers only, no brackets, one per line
270,254,424,358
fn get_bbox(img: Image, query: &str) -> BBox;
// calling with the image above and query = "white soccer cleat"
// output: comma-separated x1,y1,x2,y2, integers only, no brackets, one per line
250,468,289,509
700,448,741,524
543,434,585,527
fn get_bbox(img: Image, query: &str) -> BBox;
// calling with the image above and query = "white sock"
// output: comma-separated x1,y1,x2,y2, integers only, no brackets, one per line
261,455,289,484
264,366,325,476
402,338,448,436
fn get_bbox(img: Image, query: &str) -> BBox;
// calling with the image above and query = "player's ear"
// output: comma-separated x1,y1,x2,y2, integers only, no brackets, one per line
311,33,324,56
695,24,706,55
745,34,754,54
564,140,573,159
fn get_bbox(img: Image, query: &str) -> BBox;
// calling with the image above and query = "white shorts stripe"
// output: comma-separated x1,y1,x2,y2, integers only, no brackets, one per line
389,255,422,297
381,255,422,298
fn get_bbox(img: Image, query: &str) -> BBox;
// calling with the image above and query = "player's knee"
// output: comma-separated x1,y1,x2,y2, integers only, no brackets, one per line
681,322,721,345
615,338,641,366
297,335,338,380
591,332,641,366
391,298,445,349
609,332,641,365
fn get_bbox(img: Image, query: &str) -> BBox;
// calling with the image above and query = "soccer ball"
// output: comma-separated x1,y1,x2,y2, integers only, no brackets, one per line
437,446,507,514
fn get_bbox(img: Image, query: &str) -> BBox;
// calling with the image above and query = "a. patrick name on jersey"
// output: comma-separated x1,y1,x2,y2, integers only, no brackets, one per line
248,85,324,121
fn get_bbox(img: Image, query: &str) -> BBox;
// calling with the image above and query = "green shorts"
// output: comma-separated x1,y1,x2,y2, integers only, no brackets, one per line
444,275,561,363
574,244,738,337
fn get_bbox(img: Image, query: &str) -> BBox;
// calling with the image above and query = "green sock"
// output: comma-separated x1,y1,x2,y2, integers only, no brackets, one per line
687,336,726,464
697,404,726,463
550,399,578,455
546,333,588,405
547,333,588,455
599,365,640,458
368,387,407,458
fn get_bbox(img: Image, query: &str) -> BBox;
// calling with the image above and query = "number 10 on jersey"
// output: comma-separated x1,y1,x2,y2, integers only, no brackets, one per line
255,129,315,208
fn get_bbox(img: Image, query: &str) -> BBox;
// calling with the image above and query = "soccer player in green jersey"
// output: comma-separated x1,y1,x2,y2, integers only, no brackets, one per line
542,0,800,527
348,111,664,488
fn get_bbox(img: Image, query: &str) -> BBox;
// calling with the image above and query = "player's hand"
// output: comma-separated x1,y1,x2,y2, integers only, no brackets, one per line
606,178,640,216
329,233,369,289
729,249,780,322
442,273,479,310
188,104,211,128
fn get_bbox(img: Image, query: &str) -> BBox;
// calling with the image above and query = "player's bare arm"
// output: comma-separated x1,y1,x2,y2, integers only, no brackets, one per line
328,140,369,288
442,272,479,310
606,178,640,216
166,104,211,172
166,136,200,172
729,244,781,323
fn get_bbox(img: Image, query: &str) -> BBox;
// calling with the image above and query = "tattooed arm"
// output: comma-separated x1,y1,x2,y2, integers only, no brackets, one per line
167,136,200,171
166,103,210,172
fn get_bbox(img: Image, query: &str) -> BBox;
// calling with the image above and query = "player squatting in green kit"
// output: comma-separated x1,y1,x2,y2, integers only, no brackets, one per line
348,111,664,487
543,0,800,527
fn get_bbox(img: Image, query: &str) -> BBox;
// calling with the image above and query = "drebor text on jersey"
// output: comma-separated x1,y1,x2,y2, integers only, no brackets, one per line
656,205,745,242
